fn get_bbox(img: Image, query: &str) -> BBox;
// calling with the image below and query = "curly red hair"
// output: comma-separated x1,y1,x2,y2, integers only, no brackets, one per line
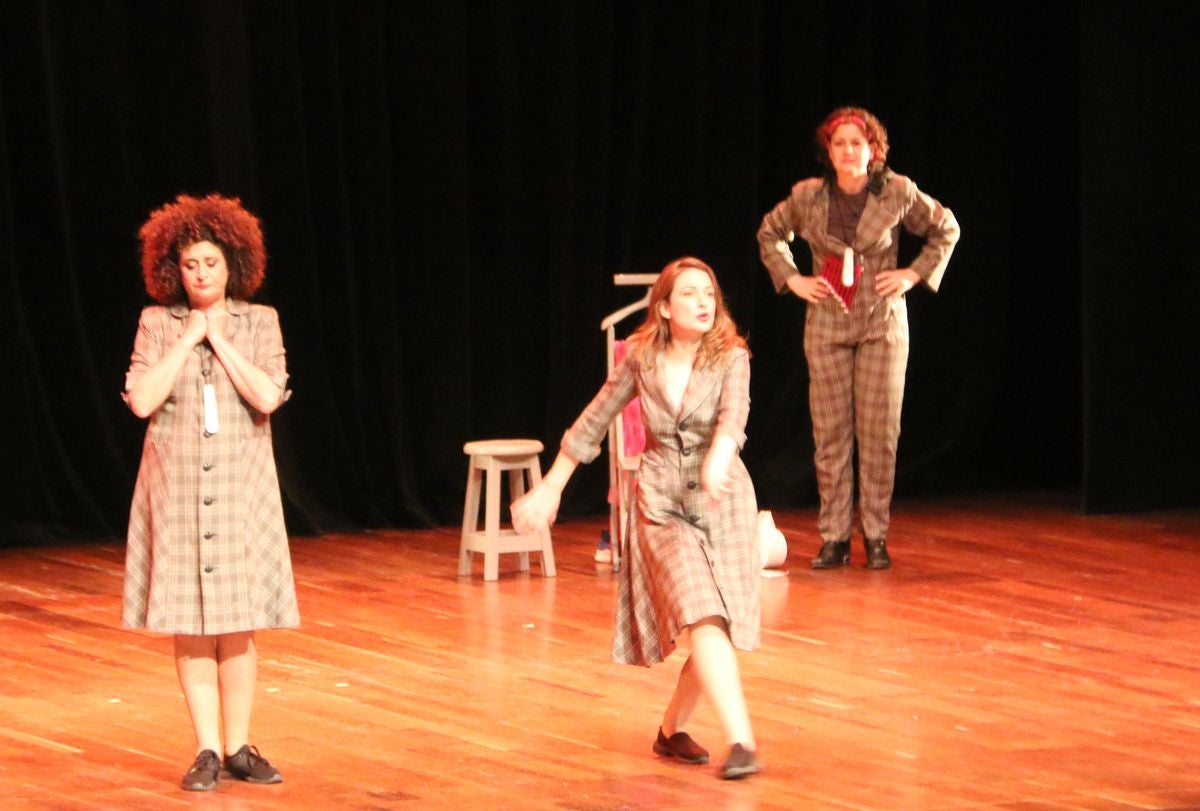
138,193,267,305
629,257,748,369
815,106,890,173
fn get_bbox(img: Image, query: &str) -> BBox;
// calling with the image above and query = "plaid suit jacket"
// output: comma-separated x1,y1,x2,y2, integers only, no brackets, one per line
758,171,959,295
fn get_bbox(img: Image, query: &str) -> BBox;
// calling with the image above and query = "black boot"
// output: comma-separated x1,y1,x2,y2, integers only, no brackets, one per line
864,538,891,570
811,540,850,569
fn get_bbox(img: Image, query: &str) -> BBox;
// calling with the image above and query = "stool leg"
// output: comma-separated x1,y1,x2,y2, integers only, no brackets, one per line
460,460,482,577
509,467,531,572
538,526,557,577
484,458,501,581
528,457,556,577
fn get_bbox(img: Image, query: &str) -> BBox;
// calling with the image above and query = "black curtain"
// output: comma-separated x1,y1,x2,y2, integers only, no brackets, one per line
1,1,1191,547
1078,4,1200,512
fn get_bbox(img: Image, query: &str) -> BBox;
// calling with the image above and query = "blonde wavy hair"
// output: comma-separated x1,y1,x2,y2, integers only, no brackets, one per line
628,256,748,369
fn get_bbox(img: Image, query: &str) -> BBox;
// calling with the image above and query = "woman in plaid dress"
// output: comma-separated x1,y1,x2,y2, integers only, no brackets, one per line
123,194,298,791
514,258,762,780
758,107,960,570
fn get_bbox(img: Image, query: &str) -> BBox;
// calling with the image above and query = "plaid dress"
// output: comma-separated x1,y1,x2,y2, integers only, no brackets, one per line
562,345,760,666
121,301,300,635
758,171,960,542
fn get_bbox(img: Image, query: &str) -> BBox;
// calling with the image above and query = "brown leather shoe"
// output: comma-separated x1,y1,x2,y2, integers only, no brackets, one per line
652,728,710,764
180,749,220,791
223,744,283,784
720,743,760,779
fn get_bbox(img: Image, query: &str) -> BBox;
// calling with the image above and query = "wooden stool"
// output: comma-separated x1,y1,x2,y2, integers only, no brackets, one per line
459,439,557,581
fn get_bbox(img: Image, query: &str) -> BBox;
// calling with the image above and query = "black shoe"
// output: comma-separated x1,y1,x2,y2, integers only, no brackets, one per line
181,749,220,791
653,727,710,764
865,538,891,570
223,744,283,784
720,743,760,779
811,540,850,569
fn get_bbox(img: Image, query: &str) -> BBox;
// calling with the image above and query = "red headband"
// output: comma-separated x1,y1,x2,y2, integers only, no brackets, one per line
826,115,868,137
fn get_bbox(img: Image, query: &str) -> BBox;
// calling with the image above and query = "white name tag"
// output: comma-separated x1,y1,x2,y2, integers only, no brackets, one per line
841,246,855,287
203,383,220,435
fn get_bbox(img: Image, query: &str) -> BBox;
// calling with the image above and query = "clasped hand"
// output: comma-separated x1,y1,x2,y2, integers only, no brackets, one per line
183,309,230,348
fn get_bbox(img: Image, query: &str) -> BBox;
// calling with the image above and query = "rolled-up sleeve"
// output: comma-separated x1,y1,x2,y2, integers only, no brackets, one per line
560,352,638,464
714,348,751,450
122,307,163,408
252,306,292,406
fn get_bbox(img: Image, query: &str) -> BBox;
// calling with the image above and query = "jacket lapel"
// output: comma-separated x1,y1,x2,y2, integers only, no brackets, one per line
815,173,898,254
853,192,892,252
637,361,673,420
677,362,722,423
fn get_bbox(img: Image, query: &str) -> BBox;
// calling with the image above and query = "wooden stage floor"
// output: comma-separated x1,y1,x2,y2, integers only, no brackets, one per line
1,494,1198,810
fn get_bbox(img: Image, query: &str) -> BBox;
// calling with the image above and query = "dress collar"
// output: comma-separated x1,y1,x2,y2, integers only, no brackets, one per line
168,299,250,318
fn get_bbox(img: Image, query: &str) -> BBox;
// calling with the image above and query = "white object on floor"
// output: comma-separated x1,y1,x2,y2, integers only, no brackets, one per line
757,510,788,569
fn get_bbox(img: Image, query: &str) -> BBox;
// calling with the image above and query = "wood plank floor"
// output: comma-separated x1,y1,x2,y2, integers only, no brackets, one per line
1,494,1199,810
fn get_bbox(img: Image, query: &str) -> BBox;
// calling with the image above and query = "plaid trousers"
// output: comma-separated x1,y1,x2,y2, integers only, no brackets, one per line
805,294,909,543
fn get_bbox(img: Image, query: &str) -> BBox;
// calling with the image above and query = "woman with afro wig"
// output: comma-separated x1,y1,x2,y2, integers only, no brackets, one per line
758,106,960,571
121,193,298,791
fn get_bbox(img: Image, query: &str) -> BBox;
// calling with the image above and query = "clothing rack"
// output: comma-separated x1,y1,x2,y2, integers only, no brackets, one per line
599,273,658,571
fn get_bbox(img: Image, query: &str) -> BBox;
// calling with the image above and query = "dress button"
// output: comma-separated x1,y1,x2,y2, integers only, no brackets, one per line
679,421,688,430
203,565,214,573
687,481,697,490
689,514,700,524
681,448,691,457
202,463,213,471
204,531,214,539
203,496,214,506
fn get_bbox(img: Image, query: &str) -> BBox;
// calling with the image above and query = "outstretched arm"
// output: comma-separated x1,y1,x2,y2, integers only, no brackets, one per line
514,350,639,533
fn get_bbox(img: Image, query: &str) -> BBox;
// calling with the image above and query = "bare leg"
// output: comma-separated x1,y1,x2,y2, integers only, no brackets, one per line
216,631,257,755
661,655,703,736
174,635,222,754
688,617,755,749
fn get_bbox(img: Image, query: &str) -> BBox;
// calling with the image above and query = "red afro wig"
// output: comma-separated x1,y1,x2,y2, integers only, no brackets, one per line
138,193,267,305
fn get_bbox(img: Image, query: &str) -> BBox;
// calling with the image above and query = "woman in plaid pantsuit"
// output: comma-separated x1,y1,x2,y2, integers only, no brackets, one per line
514,258,762,779
758,107,960,570
123,195,298,791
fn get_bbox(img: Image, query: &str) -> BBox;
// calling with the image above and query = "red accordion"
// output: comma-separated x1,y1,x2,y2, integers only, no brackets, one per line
819,250,862,314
